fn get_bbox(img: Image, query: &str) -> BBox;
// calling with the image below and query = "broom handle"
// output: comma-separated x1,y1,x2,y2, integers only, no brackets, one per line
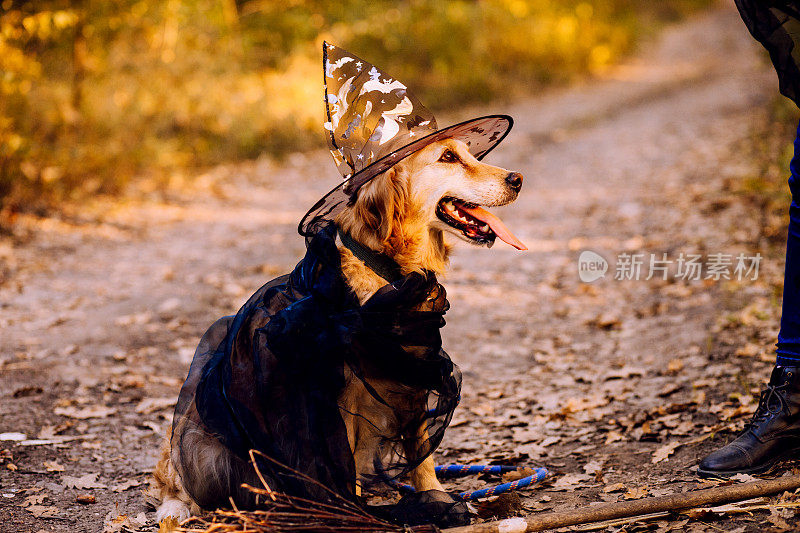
443,474,800,533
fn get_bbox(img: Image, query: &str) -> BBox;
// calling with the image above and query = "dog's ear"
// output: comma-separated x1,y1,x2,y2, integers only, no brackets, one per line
351,166,407,250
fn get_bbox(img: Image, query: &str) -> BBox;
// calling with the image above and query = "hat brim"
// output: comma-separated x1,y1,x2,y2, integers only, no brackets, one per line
299,114,513,237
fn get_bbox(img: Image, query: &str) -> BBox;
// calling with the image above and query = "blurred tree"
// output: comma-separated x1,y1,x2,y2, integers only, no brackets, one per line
0,0,714,222
1,1,80,213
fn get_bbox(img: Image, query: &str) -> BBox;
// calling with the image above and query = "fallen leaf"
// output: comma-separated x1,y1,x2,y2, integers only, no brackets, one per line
469,403,494,417
157,517,180,533
501,467,537,482
656,413,681,429
514,442,546,458
135,397,176,415
54,406,116,419
110,479,143,492
21,493,47,507
605,431,624,444
603,482,626,493
652,441,682,464
38,422,73,439
540,436,561,447
561,395,609,414
44,460,65,472
26,505,59,518
658,383,682,397
768,507,793,530
104,513,128,533
104,511,147,533
511,427,540,443
729,473,759,483
62,473,107,490
623,486,650,500
583,460,604,475
674,420,695,435
484,388,505,400
667,358,684,374
138,420,162,433
691,390,707,405
551,473,592,491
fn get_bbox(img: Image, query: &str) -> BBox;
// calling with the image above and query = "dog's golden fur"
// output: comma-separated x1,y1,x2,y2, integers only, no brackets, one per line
151,138,522,522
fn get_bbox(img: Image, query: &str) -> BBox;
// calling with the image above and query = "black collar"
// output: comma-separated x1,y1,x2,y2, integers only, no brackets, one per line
337,229,403,283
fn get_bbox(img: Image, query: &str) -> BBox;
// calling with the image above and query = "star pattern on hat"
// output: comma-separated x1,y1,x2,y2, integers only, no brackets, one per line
323,42,438,180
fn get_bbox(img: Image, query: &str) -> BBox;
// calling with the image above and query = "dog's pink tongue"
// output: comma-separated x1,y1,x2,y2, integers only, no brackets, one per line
458,204,527,251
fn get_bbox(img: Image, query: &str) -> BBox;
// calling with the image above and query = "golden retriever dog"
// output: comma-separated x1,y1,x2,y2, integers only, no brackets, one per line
151,136,525,523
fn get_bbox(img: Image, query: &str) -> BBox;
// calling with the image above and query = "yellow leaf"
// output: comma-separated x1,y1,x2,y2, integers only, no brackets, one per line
159,517,180,533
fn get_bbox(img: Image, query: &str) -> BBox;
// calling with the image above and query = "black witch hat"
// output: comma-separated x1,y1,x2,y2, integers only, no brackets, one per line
299,42,514,237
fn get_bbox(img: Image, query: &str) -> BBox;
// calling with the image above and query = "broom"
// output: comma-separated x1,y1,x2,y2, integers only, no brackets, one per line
175,450,437,533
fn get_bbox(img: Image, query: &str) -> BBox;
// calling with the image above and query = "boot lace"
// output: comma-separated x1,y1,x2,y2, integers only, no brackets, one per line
745,381,790,430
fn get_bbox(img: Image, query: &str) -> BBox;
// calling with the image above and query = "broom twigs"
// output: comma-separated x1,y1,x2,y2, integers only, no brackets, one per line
247,449,379,520
248,450,277,502
178,452,410,533
247,487,393,524
179,509,402,533
443,474,800,533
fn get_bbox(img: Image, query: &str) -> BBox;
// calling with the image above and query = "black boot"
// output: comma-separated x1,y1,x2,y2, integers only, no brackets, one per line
698,366,800,478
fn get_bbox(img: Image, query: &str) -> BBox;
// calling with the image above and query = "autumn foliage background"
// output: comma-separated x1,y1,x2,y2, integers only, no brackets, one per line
0,0,715,219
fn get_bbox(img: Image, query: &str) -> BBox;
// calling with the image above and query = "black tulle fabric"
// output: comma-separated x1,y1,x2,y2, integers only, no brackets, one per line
170,223,467,526
736,0,800,106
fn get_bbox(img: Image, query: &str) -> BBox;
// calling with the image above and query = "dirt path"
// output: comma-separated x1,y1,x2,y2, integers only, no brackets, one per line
1,4,791,531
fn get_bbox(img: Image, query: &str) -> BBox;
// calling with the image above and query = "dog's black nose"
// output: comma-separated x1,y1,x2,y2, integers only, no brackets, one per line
505,172,523,192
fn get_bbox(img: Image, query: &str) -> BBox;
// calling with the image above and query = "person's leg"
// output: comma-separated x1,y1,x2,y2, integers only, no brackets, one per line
776,118,800,365
698,118,800,477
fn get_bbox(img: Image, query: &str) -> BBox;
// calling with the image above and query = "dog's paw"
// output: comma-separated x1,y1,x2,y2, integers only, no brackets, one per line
156,498,191,523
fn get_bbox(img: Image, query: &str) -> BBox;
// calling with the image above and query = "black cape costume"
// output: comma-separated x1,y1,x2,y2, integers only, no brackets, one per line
170,223,469,526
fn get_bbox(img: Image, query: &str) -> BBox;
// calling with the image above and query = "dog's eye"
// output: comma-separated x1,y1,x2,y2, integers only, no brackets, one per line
438,150,458,163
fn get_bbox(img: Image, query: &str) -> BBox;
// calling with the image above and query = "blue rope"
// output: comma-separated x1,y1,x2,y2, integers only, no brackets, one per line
389,464,548,501
436,464,519,477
